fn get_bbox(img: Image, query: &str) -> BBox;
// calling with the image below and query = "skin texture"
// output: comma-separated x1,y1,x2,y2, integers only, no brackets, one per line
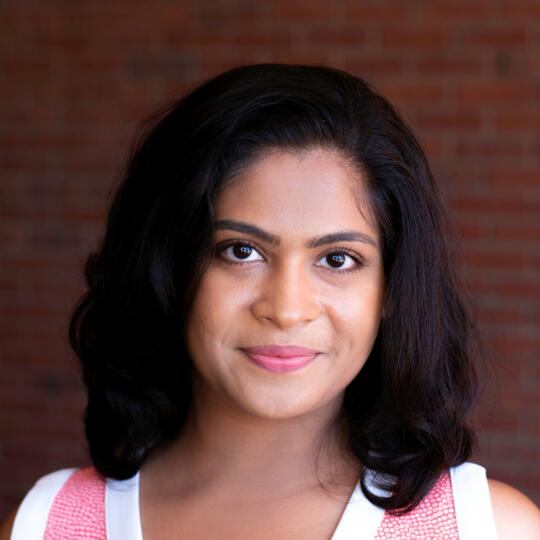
181,146,384,481
185,146,384,427
489,480,540,539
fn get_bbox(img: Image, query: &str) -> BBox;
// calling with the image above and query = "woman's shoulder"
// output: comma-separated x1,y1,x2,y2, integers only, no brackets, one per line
487,478,540,540
1,467,105,540
0,468,78,540
448,461,539,539
15,467,102,509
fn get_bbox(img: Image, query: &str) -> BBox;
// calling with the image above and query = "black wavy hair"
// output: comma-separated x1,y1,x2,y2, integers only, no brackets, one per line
69,63,479,515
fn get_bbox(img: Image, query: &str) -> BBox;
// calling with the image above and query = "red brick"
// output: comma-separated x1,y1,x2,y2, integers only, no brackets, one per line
140,5,194,25
454,139,526,160
499,386,540,408
452,195,540,216
527,54,540,74
463,27,529,47
416,54,485,75
167,28,291,49
63,207,105,223
478,307,531,325
271,1,337,21
486,167,540,187
306,27,367,47
343,55,405,74
422,138,447,159
2,56,56,77
496,111,540,133
378,82,446,105
381,27,450,48
423,2,494,20
457,219,540,242
501,2,540,17
345,4,409,21
455,82,536,103
470,280,540,298
414,111,483,130
463,251,540,271
478,409,521,432
234,31,295,48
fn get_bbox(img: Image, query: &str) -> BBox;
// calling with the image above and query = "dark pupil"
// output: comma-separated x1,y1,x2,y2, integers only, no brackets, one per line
232,246,345,266
328,253,345,267
234,245,252,259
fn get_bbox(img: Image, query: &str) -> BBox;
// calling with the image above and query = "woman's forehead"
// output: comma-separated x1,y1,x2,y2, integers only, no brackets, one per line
212,149,379,246
214,147,377,234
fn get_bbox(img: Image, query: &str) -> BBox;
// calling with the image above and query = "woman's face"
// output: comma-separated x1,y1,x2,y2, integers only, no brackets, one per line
184,147,384,421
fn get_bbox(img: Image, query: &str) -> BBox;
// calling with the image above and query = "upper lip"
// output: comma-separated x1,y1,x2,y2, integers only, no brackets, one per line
242,345,320,357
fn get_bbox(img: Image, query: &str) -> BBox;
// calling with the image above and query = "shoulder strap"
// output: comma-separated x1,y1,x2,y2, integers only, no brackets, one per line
330,470,387,540
450,461,498,540
106,472,143,540
42,467,107,539
11,469,77,540
374,471,459,539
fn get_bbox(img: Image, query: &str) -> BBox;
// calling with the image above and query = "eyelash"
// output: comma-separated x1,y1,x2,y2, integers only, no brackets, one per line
215,240,366,275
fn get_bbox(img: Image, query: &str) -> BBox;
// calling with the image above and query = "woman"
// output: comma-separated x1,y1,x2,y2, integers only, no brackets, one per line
1,63,539,539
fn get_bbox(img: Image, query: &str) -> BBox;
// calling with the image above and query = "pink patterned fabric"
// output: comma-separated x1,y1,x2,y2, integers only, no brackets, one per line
374,471,459,539
43,467,106,540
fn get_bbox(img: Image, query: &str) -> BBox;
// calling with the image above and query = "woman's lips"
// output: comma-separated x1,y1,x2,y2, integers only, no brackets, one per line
243,345,320,356
242,345,320,373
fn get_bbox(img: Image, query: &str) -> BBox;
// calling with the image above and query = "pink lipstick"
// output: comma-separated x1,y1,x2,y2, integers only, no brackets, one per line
242,345,320,373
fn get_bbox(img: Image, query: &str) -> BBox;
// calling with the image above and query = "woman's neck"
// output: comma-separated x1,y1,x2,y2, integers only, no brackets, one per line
142,382,361,501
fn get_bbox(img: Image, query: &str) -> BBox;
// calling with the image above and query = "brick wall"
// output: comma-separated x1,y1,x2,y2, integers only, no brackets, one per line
1,0,539,517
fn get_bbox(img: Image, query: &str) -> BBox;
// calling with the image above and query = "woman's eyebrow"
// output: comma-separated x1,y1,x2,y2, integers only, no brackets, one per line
213,219,378,248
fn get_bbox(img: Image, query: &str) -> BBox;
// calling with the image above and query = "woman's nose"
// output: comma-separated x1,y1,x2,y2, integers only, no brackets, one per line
250,260,321,329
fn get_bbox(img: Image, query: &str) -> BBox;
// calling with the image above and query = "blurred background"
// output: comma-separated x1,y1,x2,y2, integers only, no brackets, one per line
1,0,539,517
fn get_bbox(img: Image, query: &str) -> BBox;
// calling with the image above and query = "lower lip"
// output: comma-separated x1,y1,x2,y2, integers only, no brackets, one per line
243,351,318,373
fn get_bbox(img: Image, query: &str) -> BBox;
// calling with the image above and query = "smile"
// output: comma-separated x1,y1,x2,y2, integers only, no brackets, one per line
242,351,318,373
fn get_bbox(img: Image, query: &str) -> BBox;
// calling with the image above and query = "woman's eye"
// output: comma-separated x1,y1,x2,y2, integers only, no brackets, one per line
217,242,363,273
316,251,362,272
218,242,264,263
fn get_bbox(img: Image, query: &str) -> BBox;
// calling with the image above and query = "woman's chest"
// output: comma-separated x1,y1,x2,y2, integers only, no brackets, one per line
140,490,350,540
